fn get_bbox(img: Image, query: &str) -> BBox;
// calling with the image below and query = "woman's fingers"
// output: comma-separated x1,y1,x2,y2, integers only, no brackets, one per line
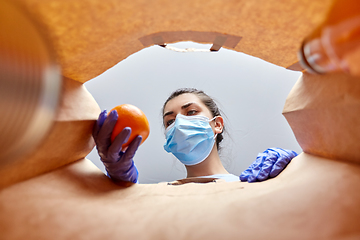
96,110,118,157
107,127,132,162
122,135,142,163
105,133,141,184
256,151,278,181
92,110,107,140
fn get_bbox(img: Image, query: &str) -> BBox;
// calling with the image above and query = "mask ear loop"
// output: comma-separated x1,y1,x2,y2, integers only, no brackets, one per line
209,116,220,139
213,133,218,140
208,116,217,122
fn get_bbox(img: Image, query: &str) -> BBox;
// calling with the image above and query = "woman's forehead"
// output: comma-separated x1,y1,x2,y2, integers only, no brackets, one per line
164,93,205,112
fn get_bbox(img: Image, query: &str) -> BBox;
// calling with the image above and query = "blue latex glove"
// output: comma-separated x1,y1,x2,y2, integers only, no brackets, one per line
92,110,142,184
240,148,298,183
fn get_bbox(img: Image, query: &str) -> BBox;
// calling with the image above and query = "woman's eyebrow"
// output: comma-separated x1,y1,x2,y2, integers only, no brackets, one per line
181,102,196,109
163,111,173,118
163,102,198,118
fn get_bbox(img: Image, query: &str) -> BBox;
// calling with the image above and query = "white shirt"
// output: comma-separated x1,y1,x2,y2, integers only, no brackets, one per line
198,174,239,182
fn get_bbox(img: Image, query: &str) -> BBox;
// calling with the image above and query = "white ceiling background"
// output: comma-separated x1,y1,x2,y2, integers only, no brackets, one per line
85,42,302,184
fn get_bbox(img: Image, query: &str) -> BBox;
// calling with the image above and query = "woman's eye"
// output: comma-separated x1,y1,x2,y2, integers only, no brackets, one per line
187,110,197,115
166,119,174,127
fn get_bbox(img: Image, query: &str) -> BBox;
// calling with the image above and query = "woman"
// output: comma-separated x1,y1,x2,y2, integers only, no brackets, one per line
92,88,297,184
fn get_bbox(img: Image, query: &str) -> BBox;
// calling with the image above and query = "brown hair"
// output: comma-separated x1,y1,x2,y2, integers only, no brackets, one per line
162,88,224,150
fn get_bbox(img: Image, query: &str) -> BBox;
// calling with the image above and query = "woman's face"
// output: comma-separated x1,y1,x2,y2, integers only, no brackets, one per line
163,93,215,129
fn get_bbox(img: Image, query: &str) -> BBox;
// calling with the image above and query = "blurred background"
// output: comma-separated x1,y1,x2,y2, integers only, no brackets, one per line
85,41,302,184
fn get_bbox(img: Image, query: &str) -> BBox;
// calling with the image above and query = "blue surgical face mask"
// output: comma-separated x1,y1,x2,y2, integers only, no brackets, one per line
163,114,217,166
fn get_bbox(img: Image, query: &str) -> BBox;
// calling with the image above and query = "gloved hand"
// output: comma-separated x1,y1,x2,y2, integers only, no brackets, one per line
240,148,298,183
92,110,142,184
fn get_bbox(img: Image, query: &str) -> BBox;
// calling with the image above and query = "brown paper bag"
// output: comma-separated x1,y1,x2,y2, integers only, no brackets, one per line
283,72,360,162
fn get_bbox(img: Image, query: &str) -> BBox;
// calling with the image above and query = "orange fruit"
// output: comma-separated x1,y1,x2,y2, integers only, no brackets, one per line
109,104,150,148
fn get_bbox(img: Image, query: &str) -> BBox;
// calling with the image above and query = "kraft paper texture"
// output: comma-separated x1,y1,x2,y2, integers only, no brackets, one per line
16,0,333,82
0,77,100,189
0,155,359,239
283,72,360,163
